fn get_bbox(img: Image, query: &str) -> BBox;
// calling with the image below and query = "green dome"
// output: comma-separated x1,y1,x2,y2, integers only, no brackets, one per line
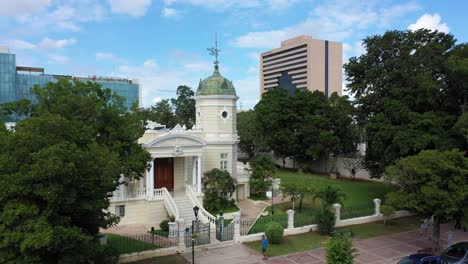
196,66,236,96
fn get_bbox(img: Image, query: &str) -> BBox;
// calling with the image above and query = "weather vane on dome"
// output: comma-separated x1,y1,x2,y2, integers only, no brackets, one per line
207,33,221,68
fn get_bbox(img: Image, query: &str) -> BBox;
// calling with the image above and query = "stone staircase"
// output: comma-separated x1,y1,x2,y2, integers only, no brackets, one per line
173,194,197,227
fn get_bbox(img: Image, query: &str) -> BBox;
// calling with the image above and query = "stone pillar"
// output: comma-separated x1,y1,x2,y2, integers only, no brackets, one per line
177,219,186,252
333,203,341,221
192,157,196,190
233,212,241,241
148,158,155,199
197,156,202,193
373,198,381,215
119,174,126,199
169,222,177,238
286,209,295,229
184,157,188,185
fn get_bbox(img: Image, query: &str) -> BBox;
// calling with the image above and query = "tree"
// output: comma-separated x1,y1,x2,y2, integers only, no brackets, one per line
171,85,195,128
342,153,365,179
317,185,346,207
255,89,359,172
280,181,318,212
147,99,178,128
380,205,396,225
0,79,151,263
255,88,296,164
237,110,266,160
384,149,468,252
345,29,467,178
326,232,357,264
202,169,237,214
248,155,277,198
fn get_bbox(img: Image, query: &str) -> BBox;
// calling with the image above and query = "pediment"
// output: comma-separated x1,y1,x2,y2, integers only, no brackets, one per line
145,134,206,148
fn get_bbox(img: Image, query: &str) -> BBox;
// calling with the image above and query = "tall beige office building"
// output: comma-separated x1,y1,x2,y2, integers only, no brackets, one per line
260,35,342,97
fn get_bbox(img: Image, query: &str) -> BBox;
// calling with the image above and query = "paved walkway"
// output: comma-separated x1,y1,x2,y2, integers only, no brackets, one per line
183,224,468,264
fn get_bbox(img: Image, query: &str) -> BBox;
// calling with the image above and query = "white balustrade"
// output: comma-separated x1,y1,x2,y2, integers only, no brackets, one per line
162,187,180,220
110,187,164,202
185,185,217,224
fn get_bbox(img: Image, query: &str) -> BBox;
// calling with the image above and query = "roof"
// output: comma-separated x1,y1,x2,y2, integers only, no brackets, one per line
196,65,236,96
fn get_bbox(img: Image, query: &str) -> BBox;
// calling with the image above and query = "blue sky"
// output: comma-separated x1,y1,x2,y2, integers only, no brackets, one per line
1,0,466,109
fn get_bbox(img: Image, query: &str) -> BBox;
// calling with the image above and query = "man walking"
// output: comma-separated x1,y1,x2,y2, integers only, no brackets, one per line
261,235,268,260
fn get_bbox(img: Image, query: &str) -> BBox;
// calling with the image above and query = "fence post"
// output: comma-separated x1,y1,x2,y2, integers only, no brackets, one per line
333,203,341,222
177,219,185,252
233,212,241,242
286,209,295,229
373,198,381,215
169,221,177,238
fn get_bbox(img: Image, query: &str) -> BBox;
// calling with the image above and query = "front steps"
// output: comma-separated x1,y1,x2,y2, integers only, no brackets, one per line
173,195,198,227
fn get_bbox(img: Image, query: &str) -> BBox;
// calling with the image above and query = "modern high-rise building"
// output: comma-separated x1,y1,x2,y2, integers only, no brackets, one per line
259,35,342,97
0,47,140,121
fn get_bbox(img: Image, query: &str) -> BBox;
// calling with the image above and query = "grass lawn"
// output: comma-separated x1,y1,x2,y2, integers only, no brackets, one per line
273,169,395,214
107,234,158,255
245,216,418,257
247,169,394,234
128,254,187,264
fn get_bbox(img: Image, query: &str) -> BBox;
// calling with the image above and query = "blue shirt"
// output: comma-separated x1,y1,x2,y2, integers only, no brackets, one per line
261,238,268,249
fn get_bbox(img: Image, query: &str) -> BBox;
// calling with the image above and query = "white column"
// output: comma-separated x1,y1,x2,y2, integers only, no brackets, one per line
333,203,341,221
287,209,295,229
148,158,155,199
192,156,196,190
233,212,241,242
373,198,381,215
197,156,202,193
177,219,186,252
119,174,126,199
184,157,188,185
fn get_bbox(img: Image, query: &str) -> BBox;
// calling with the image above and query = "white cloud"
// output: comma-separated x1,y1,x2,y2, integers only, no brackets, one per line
162,7,178,17
107,0,152,17
38,38,77,49
408,13,450,33
2,39,36,50
96,52,115,60
269,0,300,10
153,96,163,103
0,0,51,16
246,66,258,75
163,0,261,10
48,54,70,64
232,0,420,49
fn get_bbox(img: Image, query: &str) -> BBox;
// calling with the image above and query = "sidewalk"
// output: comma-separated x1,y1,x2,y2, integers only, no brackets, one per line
182,224,468,264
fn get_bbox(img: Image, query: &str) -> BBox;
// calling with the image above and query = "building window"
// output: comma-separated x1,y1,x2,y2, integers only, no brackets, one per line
221,111,228,119
220,153,228,170
116,205,125,217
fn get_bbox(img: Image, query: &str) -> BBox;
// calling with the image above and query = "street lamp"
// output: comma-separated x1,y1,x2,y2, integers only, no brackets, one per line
191,206,199,264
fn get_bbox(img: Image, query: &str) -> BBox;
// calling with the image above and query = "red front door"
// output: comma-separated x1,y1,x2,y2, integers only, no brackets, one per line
154,158,174,190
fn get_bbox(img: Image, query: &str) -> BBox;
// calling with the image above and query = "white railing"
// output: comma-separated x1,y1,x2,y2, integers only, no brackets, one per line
185,185,217,224
162,187,180,220
110,187,164,202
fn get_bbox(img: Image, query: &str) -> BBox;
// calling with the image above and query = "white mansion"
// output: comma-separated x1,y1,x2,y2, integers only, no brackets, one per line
110,63,250,228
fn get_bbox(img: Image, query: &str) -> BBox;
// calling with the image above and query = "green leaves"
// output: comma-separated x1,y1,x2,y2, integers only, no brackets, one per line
0,79,150,262
345,29,467,177
249,155,277,198
325,232,357,264
202,169,237,213
255,88,359,169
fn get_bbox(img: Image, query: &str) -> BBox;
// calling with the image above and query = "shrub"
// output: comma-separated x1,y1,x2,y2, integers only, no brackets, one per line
326,232,357,264
380,205,396,225
265,222,284,244
316,208,336,235
159,220,170,231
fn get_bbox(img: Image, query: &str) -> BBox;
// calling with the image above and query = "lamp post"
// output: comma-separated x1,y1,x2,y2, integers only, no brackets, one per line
192,206,199,264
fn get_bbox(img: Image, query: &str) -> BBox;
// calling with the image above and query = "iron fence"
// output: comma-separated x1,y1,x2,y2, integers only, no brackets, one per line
106,232,178,255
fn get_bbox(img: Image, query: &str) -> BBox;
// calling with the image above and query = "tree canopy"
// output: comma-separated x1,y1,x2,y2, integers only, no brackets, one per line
384,149,468,251
248,154,277,198
0,79,150,263
255,88,359,170
237,110,266,160
345,29,467,177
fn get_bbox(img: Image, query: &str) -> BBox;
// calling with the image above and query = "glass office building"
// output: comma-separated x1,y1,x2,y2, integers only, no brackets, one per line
1,48,140,121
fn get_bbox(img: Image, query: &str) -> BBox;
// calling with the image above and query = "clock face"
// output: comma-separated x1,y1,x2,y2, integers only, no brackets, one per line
222,111,228,119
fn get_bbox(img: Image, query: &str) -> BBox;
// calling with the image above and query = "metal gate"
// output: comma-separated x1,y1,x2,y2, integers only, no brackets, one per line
184,221,210,248
216,217,234,241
